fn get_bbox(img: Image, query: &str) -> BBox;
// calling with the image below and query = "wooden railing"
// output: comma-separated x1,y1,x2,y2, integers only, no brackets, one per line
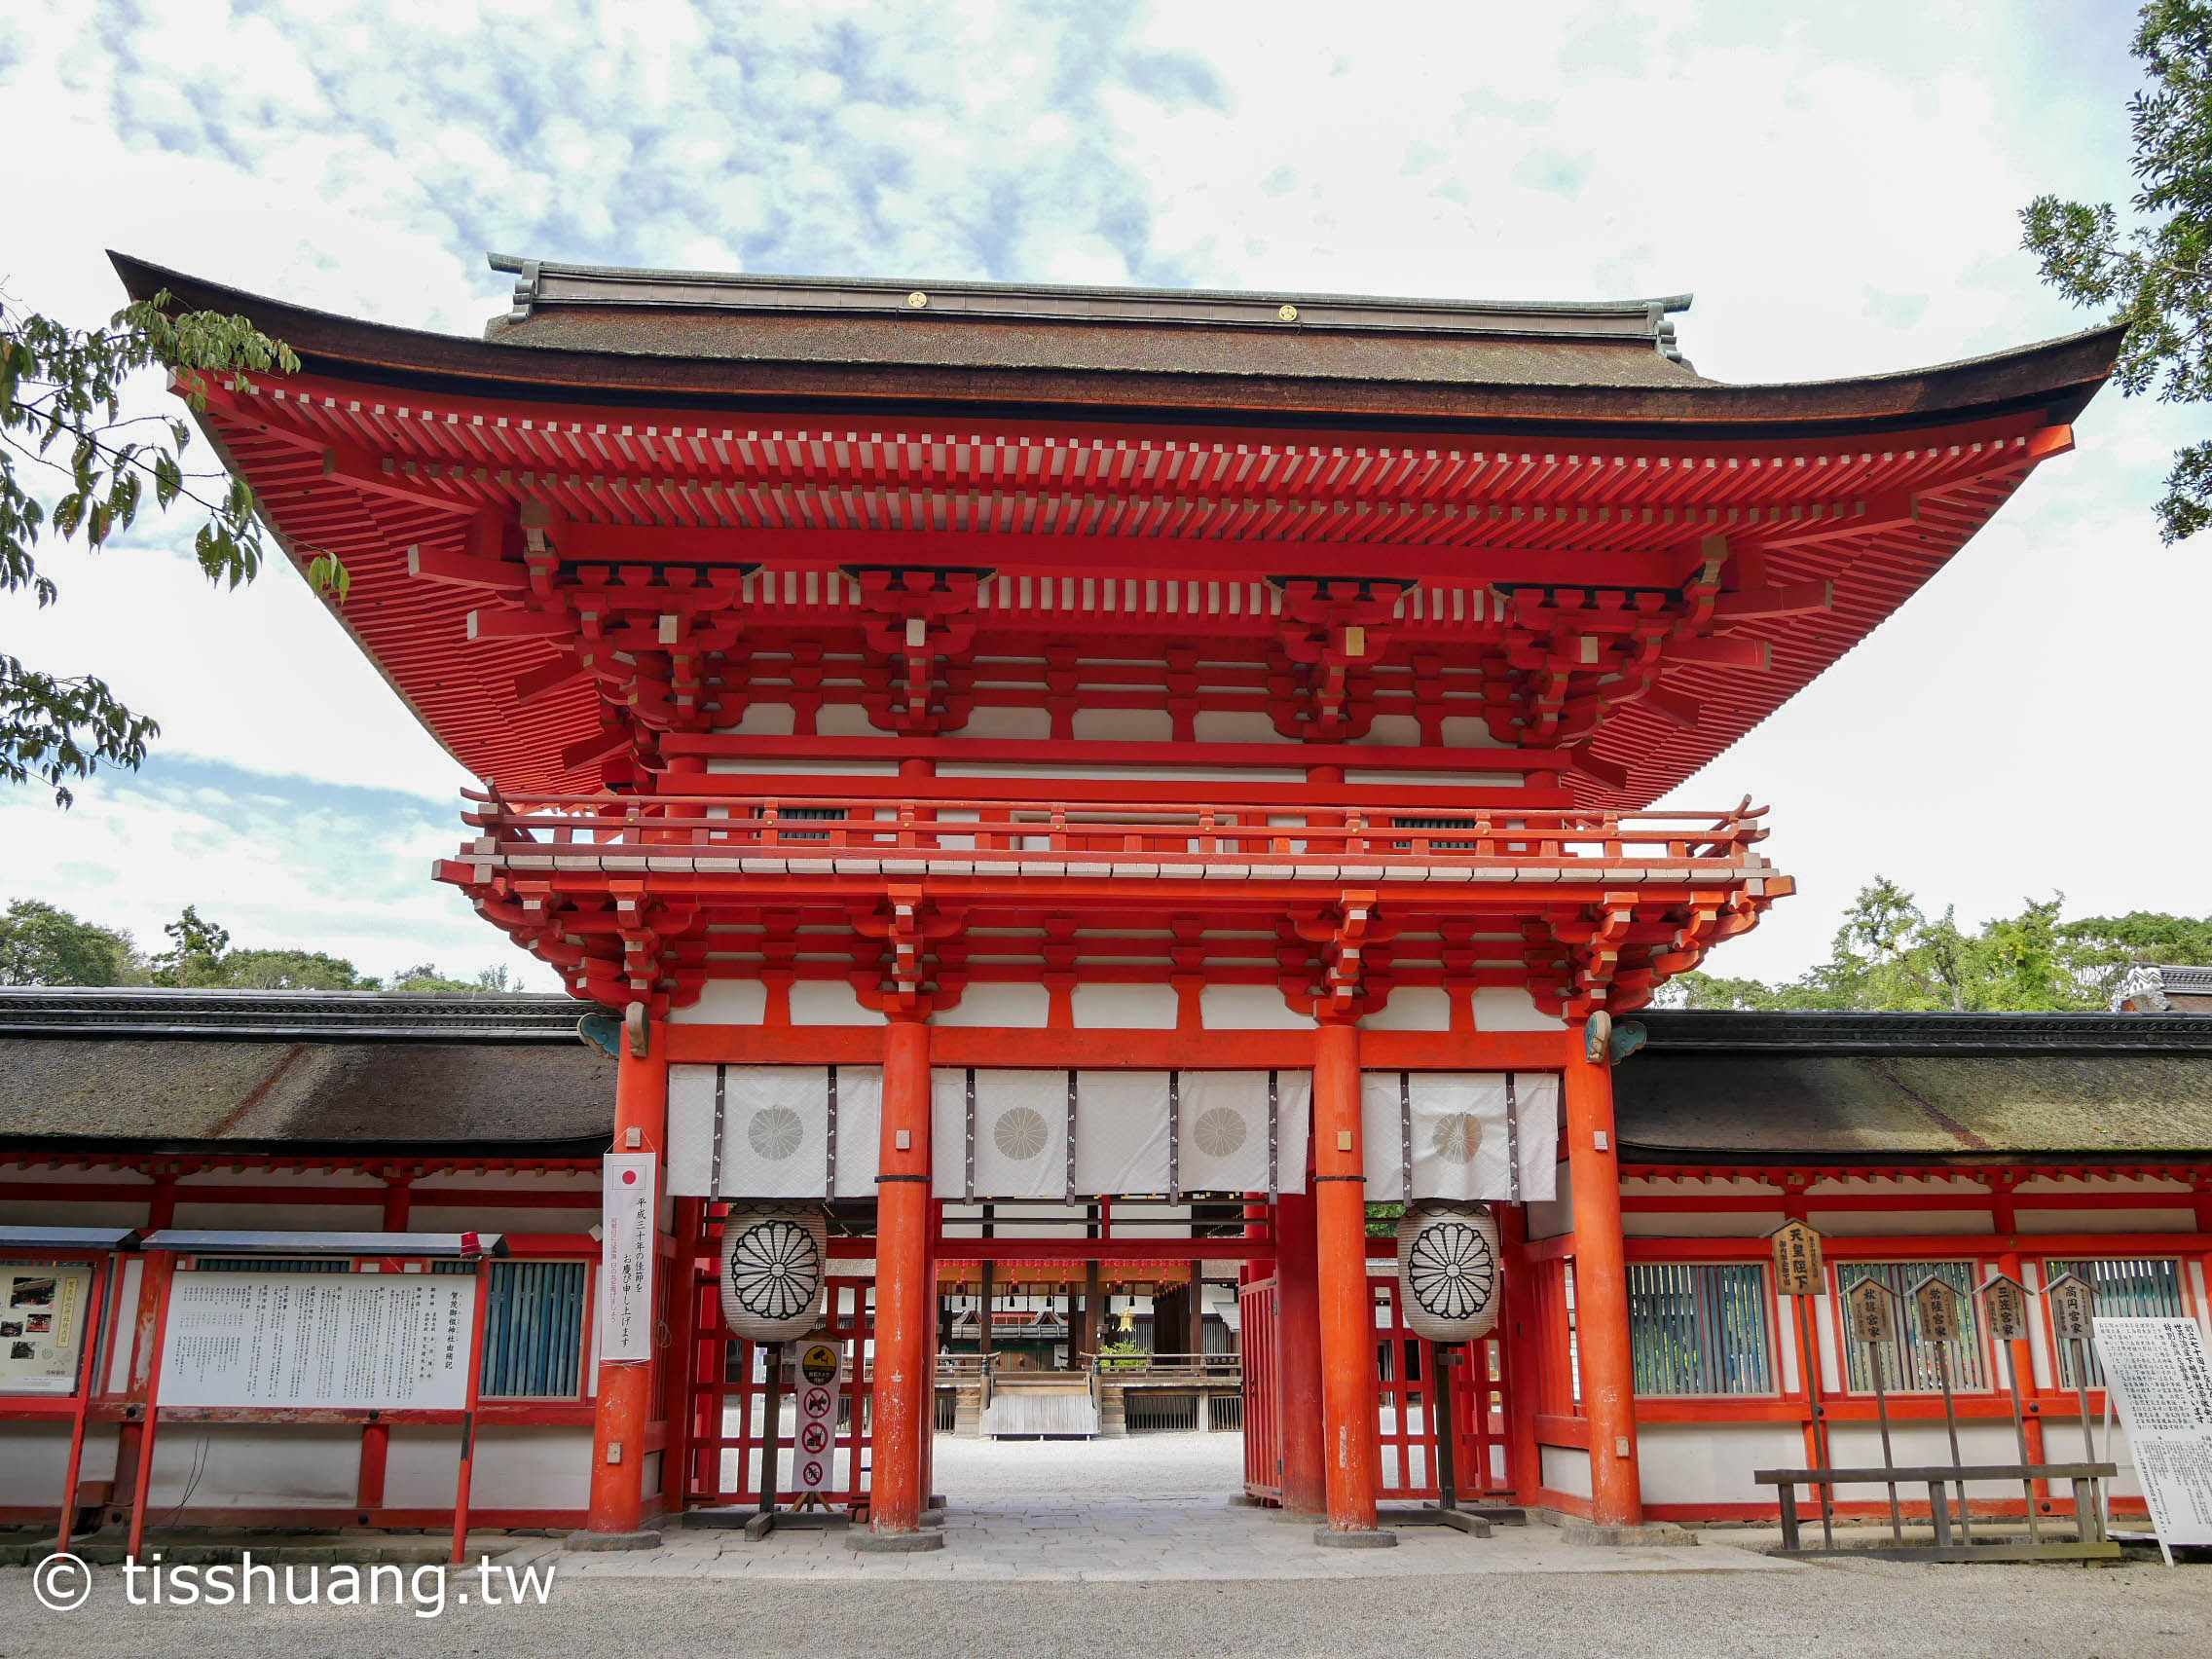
454,787,1772,876
1084,1350,1243,1383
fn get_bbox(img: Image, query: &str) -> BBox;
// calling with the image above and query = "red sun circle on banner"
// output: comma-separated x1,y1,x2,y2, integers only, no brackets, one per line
621,1169,639,1185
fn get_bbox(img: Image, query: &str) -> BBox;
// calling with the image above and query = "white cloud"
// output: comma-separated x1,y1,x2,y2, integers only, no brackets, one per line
0,0,2201,985
0,756,551,987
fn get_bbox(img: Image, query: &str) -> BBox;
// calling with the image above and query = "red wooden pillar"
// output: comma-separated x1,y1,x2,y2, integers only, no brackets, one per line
585,1038,669,1539
1497,1202,1543,1504
1312,1019,1385,1537
1273,1188,1327,1513
864,1015,938,1545
1564,1028,1642,1528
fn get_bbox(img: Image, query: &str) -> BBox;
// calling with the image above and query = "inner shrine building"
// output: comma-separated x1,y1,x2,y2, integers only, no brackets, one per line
10,250,2154,1546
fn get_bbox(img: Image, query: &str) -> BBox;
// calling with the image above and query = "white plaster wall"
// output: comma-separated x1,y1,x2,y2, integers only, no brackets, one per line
1193,711,1292,744
108,1258,143,1390
1540,1445,1593,1498
705,753,896,774
958,705,1053,740
1473,987,1565,1031
1200,985,1314,1030
790,981,887,1025
0,1164,154,1187
176,1167,383,1191
171,1204,384,1230
2016,1208,2196,1234
670,979,768,1025
1826,1420,2042,1502
0,1422,119,1495
936,983,1051,1028
815,703,882,738
384,1426,592,1513
1524,1166,1574,1240
0,1199,149,1227
1624,1210,1786,1237
1350,715,1420,747
1072,982,1179,1029
1346,767,1522,788
147,1425,360,1509
1806,1209,1994,1236
407,1206,597,1236
1360,988,1451,1031
1072,707,1172,742
1637,1422,1806,1507
720,702,796,735
1439,717,1506,748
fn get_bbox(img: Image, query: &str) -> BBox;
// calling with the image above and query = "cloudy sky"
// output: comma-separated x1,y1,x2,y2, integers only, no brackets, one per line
1,0,2198,990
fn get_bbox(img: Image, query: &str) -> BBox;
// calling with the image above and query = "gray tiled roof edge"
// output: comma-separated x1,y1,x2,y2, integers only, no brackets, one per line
0,986,605,1042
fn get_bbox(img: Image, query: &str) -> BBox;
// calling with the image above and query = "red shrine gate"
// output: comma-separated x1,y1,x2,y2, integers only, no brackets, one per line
115,250,2119,1545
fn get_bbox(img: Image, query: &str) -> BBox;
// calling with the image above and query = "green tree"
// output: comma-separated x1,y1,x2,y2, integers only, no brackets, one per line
2,288,339,804
149,904,231,987
218,948,373,991
387,962,479,992
2022,2,2212,540
148,906,374,989
1664,879,2203,1012
0,898,141,985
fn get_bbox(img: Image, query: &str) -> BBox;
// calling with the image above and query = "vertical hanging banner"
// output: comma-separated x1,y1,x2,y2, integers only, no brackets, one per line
2092,1316,2212,1557
793,1339,843,1496
1357,1072,1559,1202
602,1152,658,1361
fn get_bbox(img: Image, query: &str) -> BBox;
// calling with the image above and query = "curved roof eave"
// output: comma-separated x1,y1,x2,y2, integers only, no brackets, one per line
111,252,2124,442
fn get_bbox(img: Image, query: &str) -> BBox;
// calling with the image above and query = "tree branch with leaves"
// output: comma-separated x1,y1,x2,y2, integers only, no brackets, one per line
1,286,343,804
2023,1,2212,541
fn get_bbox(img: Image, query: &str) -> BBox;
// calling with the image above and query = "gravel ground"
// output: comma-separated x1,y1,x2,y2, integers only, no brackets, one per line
8,1440,2207,1656
2,1558,2208,1659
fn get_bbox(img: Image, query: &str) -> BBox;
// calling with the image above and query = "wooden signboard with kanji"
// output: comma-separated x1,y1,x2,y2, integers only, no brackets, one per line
1770,1220,1824,1297
1846,1277,1898,1346
2046,1272,2096,1345
1911,1274,1963,1344
1980,1274,2030,1344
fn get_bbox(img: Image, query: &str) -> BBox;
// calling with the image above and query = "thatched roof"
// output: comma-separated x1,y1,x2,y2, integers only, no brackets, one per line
1618,1012,2212,1161
0,989,613,1153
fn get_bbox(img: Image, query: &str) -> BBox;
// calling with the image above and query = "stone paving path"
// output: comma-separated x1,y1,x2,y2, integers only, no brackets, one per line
521,1495,1799,1582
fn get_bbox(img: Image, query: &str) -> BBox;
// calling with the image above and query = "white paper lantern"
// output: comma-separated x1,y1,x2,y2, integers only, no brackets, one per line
719,1204,830,1343
1395,1200,1502,1344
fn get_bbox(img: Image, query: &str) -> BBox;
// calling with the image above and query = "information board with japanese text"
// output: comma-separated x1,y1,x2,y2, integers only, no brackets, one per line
157,1272,475,1411
0,1265,93,1395
602,1152,657,1362
2093,1316,2212,1552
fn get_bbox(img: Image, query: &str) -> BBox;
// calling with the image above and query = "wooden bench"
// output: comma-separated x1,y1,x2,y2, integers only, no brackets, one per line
1752,1462,2121,1562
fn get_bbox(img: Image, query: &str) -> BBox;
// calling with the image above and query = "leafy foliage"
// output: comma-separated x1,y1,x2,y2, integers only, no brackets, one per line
0,898,141,985
1667,878,2212,1011
0,895,522,991
2022,2,2212,540
1,287,341,804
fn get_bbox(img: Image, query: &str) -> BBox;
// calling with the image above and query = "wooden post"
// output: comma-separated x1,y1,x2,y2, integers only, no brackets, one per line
125,1250,176,1562
1274,1189,1327,1514
450,1250,494,1564
585,1038,670,1539
866,1015,933,1539
1432,1344,1459,1510
1085,1260,1102,1362
1312,1020,1384,1537
54,1253,113,1554
1497,1203,1543,1505
1564,1027,1642,1528
757,1342,785,1523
